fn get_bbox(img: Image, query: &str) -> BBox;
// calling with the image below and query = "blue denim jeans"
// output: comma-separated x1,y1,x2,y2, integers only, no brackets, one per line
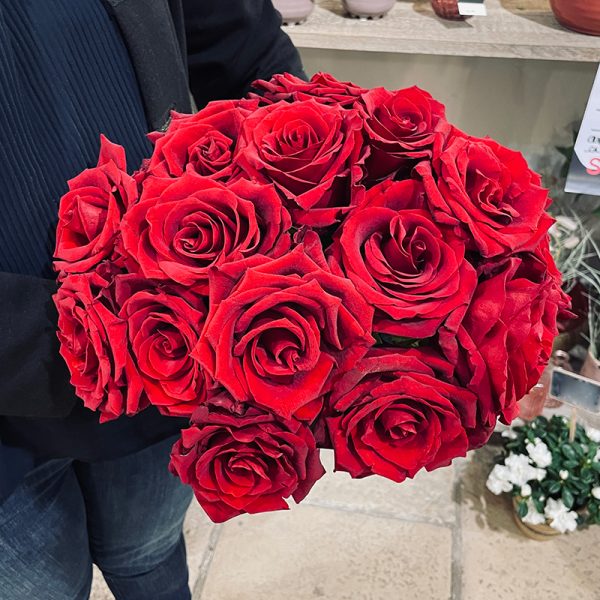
0,435,193,600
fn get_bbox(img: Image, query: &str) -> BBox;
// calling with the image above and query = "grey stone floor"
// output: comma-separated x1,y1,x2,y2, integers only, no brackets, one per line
91,446,600,600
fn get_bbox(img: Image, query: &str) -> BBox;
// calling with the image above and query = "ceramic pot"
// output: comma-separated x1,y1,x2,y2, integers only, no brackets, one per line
550,0,600,36
512,499,561,541
272,0,314,25
343,0,396,19
430,0,463,20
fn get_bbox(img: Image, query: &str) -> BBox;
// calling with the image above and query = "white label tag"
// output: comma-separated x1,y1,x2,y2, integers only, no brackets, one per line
566,65,600,195
457,1,487,16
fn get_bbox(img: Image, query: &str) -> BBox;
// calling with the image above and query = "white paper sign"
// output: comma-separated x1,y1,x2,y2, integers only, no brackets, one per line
457,0,487,16
566,65,600,195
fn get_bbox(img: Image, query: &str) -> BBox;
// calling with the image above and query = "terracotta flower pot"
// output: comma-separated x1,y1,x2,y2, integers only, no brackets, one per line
550,0,600,36
343,0,396,19
272,0,314,25
430,0,463,20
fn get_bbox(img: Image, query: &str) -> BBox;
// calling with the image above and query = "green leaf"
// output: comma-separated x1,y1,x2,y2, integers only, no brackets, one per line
377,333,423,348
533,497,545,514
563,460,580,470
562,445,577,461
518,501,529,519
592,462,600,473
547,481,562,495
562,488,575,509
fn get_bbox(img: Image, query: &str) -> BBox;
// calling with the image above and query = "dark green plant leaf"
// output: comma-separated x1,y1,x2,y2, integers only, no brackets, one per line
562,488,575,510
547,481,562,495
518,501,529,519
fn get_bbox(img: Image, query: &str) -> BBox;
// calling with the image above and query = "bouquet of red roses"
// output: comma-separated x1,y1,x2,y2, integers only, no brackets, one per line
53,72,570,523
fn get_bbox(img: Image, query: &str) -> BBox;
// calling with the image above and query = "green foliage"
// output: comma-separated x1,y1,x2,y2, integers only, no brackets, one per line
497,415,600,528
374,333,424,348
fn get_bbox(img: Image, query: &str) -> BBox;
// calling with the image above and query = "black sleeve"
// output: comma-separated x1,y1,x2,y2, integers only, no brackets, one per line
0,272,77,418
181,0,306,107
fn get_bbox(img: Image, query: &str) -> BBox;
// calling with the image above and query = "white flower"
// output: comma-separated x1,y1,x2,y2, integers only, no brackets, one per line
595,448,600,463
486,465,513,495
526,440,553,468
501,429,518,440
586,427,600,443
559,470,569,480
592,487,600,500
545,498,578,533
520,483,532,497
521,499,546,525
505,453,546,487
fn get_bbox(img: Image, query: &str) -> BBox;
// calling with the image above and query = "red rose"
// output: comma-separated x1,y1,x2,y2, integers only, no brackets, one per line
235,99,366,227
115,276,208,417
169,403,325,523
54,268,145,422
327,348,473,482
329,179,477,338
147,100,257,180
121,174,291,292
361,86,448,183
54,136,138,274
251,72,367,109
416,129,553,257
193,243,375,419
440,237,570,446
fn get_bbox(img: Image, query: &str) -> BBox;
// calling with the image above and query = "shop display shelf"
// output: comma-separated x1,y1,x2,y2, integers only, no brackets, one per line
287,0,600,62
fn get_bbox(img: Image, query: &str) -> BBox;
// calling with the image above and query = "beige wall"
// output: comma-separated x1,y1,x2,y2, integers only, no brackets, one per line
299,49,596,163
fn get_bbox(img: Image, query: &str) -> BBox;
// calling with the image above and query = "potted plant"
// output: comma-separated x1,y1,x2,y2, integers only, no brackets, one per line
573,225,600,383
487,416,600,539
550,0,600,37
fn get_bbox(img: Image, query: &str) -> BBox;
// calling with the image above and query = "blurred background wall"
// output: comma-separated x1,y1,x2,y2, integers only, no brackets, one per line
299,49,595,165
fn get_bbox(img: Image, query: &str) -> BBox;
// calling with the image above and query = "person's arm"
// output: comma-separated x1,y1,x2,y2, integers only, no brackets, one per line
182,0,306,108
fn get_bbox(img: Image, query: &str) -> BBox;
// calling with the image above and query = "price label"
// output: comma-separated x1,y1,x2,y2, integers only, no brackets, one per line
566,65,600,195
457,0,487,16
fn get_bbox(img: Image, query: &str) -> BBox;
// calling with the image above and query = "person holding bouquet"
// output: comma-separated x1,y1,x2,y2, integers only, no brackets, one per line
0,1,303,598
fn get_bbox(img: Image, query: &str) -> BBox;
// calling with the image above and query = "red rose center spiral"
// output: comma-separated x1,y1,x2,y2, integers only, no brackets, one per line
190,131,233,173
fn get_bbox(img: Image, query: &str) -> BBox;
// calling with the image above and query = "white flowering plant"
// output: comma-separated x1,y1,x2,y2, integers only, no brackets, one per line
487,415,600,533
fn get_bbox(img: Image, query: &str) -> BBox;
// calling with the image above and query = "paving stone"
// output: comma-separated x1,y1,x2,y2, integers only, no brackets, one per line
304,448,456,525
460,447,600,600
90,567,112,600
184,500,217,590
200,504,452,600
